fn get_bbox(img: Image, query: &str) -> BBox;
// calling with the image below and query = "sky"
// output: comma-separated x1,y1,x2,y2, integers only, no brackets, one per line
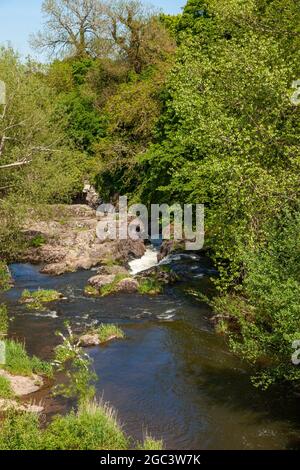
0,0,185,61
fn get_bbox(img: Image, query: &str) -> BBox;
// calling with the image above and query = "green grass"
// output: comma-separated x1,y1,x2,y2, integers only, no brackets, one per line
0,410,42,450
44,400,128,450
29,234,47,248
85,275,128,297
4,340,53,378
0,304,8,336
84,285,99,296
137,278,162,295
0,400,129,450
95,324,125,343
20,289,62,311
0,262,11,292
0,375,14,399
138,436,164,450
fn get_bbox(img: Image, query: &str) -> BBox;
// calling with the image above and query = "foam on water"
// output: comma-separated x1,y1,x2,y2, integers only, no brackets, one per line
129,246,159,275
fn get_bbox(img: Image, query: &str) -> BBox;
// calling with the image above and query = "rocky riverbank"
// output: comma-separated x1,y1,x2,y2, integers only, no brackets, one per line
20,205,146,275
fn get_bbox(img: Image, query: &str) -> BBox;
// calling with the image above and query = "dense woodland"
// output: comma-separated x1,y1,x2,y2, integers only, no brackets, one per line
1,0,300,394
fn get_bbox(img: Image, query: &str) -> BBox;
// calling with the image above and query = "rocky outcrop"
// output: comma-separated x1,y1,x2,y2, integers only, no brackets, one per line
137,266,179,285
0,369,43,396
79,334,100,347
20,205,146,275
88,274,116,289
116,278,139,293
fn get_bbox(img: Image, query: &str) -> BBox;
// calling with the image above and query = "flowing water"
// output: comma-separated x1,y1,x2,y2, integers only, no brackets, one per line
3,249,300,450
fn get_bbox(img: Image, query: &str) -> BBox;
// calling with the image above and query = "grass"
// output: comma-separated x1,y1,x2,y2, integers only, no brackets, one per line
138,435,164,450
137,278,163,295
0,262,11,292
85,275,128,297
103,257,122,267
0,304,8,336
0,410,42,450
3,339,53,378
84,285,99,296
44,400,128,450
20,289,62,311
29,234,46,248
0,375,14,399
95,324,125,343
0,400,129,450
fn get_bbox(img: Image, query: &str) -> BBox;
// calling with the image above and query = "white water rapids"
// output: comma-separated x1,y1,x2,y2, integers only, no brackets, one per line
129,245,160,275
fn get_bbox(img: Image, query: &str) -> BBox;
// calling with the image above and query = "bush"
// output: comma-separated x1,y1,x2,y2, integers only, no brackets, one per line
0,410,42,450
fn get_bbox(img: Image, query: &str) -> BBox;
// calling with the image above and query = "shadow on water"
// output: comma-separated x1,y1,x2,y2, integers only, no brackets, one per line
2,262,300,449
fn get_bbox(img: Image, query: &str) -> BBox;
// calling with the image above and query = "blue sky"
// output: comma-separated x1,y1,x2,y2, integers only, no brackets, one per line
0,0,185,60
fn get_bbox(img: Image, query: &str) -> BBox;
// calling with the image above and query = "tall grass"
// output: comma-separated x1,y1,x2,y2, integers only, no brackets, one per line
4,340,53,377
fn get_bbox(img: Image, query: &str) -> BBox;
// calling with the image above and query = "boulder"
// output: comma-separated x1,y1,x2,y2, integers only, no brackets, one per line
116,278,139,293
79,334,100,347
0,369,43,396
88,274,116,289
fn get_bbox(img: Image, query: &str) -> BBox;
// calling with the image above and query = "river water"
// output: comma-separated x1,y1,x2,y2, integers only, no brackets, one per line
3,250,300,450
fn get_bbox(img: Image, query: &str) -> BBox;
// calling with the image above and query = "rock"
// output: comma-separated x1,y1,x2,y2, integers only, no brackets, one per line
0,399,44,413
96,265,129,276
83,184,101,209
79,334,100,347
88,274,116,289
20,205,146,276
0,370,43,396
137,266,178,285
158,239,185,262
115,239,146,262
116,278,139,293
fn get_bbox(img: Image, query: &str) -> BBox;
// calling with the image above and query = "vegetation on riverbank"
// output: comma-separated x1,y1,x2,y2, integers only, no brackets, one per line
20,289,63,311
0,399,163,450
0,0,300,394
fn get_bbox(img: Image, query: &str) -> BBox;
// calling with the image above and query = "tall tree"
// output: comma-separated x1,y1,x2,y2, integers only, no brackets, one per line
31,0,105,58
105,0,175,73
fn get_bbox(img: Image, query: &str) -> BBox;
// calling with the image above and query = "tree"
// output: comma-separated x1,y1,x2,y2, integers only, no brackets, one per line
31,0,105,58
105,0,175,73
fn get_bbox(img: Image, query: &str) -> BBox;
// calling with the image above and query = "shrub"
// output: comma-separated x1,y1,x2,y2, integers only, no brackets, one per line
0,410,42,450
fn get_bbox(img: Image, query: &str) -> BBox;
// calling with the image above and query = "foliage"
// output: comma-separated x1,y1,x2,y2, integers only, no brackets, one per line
138,435,164,450
4,339,53,377
0,375,13,399
0,263,11,292
137,0,300,386
20,289,62,311
95,323,125,343
137,278,162,295
53,323,96,403
0,400,129,450
43,400,128,450
0,304,8,337
0,410,43,450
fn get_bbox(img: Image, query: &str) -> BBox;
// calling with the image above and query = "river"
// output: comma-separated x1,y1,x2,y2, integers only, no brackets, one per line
3,248,300,450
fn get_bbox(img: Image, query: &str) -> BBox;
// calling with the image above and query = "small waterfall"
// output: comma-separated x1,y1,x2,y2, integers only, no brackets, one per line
129,245,159,275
